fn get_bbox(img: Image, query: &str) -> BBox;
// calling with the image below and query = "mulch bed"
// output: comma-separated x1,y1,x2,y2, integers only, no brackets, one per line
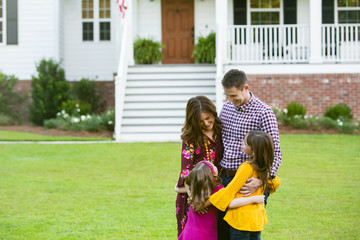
0,124,113,138
0,124,347,138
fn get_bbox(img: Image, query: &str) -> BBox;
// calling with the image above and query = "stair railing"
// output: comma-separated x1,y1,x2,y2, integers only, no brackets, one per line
114,10,130,142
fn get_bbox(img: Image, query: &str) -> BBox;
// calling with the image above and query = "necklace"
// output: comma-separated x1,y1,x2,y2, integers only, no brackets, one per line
202,130,211,163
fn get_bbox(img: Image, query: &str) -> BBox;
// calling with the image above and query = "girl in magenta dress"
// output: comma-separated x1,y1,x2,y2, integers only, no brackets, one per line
175,96,223,236
177,161,265,240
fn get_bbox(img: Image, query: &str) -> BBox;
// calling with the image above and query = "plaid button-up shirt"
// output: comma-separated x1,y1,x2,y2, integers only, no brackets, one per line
220,92,282,176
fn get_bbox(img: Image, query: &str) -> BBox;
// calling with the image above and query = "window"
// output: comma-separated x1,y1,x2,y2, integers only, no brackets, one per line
0,0,3,43
337,0,360,23
82,0,111,42
99,0,111,41
249,0,281,25
0,0,18,45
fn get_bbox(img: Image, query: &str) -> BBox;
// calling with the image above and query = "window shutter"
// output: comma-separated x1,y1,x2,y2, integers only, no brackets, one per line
234,0,246,25
284,0,297,24
6,0,17,45
322,0,334,24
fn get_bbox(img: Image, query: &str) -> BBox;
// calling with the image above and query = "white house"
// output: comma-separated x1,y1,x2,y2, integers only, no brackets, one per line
0,0,359,142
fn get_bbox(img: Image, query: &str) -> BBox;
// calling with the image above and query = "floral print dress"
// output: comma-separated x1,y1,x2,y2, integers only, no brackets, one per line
175,135,224,237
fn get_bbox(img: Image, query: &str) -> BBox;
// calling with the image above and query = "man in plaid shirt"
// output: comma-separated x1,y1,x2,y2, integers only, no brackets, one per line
217,69,282,240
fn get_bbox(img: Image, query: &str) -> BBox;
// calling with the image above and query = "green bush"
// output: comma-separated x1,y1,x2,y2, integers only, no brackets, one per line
0,113,12,125
324,103,353,121
193,32,216,63
286,102,307,118
29,59,71,125
61,100,91,116
0,72,27,123
73,78,105,113
44,109,115,132
134,37,163,64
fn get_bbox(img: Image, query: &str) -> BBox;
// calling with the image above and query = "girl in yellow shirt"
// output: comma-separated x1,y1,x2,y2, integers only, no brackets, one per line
209,130,281,240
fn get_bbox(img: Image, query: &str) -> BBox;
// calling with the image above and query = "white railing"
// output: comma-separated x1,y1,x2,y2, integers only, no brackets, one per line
321,24,360,62
227,24,309,64
114,17,130,142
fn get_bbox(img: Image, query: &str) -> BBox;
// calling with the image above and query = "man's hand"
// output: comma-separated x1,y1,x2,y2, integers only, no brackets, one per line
239,177,262,196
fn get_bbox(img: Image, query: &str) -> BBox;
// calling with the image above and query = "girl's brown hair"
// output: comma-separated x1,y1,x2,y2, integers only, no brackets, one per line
181,95,222,147
185,162,222,211
246,130,274,191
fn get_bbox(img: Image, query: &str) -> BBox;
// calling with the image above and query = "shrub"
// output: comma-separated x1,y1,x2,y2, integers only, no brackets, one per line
0,113,12,126
44,109,115,132
193,32,216,63
134,37,163,64
0,72,27,123
286,102,306,118
61,100,91,116
29,59,71,125
324,103,353,121
73,78,105,113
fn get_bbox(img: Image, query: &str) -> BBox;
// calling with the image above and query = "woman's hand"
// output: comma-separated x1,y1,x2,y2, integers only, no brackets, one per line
253,195,265,204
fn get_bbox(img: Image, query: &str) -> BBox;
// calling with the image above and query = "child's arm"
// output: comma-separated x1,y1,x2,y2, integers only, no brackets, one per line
228,195,264,208
268,176,281,194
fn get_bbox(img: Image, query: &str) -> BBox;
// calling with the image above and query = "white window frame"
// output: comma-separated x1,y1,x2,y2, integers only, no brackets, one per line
81,0,111,42
98,0,111,41
335,0,360,24
247,0,284,25
0,0,6,45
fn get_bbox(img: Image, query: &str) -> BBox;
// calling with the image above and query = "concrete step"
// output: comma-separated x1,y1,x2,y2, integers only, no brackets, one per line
123,109,185,118
127,65,216,74
126,79,215,87
124,94,216,102
125,87,215,95
124,102,186,110
127,72,215,80
122,117,184,125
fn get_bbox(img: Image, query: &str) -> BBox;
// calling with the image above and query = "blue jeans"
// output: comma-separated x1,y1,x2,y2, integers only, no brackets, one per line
230,228,261,240
217,174,270,240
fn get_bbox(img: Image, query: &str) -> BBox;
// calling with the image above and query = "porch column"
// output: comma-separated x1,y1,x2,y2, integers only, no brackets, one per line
215,0,228,112
127,0,135,65
309,0,323,63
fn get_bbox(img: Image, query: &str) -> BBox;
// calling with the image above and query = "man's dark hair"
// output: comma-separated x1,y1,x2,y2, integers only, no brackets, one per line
221,69,248,90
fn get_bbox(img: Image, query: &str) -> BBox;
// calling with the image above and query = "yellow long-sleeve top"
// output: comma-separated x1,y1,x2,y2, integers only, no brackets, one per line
209,162,280,231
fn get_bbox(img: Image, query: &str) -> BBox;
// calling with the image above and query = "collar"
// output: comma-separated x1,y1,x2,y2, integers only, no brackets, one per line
236,91,255,112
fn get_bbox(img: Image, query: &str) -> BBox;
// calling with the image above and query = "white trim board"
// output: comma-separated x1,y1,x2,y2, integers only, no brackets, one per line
224,64,360,74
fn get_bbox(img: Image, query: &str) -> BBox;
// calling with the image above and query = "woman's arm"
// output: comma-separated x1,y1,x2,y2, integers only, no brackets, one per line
228,195,264,209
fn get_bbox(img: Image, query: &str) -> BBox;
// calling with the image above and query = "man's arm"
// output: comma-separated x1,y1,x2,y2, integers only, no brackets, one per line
261,109,282,176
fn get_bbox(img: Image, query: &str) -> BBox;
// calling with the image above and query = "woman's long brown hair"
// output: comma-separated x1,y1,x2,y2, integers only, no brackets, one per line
181,95,222,147
246,130,274,191
185,162,222,211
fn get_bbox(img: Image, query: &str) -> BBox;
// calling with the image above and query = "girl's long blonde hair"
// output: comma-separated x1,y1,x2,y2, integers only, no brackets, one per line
246,130,274,191
185,162,222,211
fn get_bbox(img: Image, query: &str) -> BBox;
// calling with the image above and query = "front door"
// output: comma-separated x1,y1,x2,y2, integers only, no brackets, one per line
161,0,195,64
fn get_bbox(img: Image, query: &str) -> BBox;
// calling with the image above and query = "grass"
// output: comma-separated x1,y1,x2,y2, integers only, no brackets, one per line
0,130,111,141
0,134,359,239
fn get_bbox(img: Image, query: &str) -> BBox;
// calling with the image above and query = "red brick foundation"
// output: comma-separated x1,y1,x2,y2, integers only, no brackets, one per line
248,73,360,119
15,74,360,120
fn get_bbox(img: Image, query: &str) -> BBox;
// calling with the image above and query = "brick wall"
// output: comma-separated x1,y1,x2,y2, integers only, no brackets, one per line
247,73,360,119
14,73,360,120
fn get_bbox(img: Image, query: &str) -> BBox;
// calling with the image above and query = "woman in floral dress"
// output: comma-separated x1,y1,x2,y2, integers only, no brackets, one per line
175,95,224,237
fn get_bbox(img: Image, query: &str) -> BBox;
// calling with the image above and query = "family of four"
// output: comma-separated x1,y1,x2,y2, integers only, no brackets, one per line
175,69,282,240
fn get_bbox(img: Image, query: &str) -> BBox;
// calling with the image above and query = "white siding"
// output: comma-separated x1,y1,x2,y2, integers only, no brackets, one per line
194,0,215,40
136,0,161,41
0,0,58,80
62,0,118,81
298,0,309,24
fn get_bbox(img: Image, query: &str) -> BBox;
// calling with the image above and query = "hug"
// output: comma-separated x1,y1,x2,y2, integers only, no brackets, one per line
175,69,282,240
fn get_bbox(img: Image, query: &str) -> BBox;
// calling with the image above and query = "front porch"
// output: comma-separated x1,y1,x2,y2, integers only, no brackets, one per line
226,24,360,64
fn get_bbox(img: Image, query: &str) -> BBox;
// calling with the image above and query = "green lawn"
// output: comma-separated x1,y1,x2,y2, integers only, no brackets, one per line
0,130,111,141
0,135,359,239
